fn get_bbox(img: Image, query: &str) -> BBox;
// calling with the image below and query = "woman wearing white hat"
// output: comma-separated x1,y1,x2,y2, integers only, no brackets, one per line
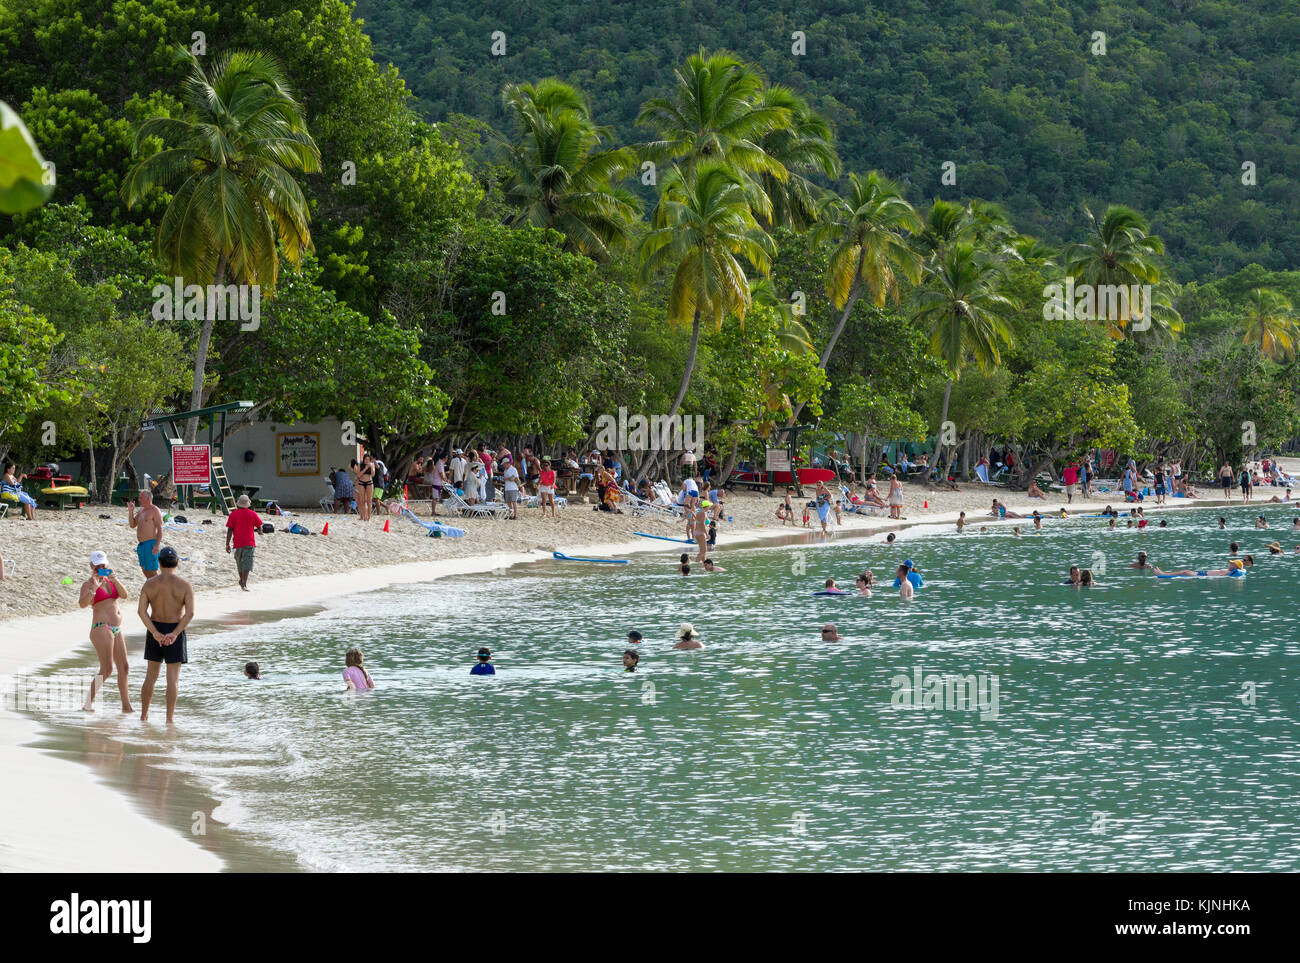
77,550,133,713
673,623,704,650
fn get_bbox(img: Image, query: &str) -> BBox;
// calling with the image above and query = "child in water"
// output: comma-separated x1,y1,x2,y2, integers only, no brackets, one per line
623,649,640,673
470,647,495,675
343,647,375,691
244,661,261,680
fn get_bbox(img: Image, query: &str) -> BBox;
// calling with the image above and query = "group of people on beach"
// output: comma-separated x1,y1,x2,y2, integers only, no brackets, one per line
75,488,272,723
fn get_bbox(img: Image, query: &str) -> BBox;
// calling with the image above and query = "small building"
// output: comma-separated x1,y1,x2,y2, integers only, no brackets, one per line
132,417,360,507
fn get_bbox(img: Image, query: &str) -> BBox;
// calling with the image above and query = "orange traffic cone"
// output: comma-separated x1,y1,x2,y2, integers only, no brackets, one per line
382,518,390,532
322,521,329,535
924,500,929,509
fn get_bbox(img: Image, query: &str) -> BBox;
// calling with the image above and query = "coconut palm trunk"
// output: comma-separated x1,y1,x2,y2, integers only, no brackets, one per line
935,377,954,478
185,254,227,442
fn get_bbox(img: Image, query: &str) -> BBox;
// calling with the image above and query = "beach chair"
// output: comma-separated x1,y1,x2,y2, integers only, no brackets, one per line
445,487,508,519
625,488,675,520
319,479,335,512
650,481,685,518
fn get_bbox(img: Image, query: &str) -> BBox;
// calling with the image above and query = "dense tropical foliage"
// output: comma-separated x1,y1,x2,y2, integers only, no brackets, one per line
1,0,1296,496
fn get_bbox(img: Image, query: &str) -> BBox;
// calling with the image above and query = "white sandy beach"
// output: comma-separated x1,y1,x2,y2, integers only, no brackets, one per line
3,472,1292,873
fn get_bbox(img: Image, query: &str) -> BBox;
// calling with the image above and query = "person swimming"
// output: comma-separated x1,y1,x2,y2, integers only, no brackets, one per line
1218,517,1227,529
1079,569,1095,586
343,647,374,691
1066,565,1081,585
470,646,496,675
703,558,726,573
673,623,704,650
821,577,847,594
893,560,923,591
854,572,873,597
1129,551,1152,570
244,661,261,679
1154,557,1253,577
899,577,914,599
623,649,640,672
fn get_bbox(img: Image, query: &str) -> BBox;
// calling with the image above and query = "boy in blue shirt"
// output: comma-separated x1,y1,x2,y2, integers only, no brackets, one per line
892,560,924,591
470,647,495,675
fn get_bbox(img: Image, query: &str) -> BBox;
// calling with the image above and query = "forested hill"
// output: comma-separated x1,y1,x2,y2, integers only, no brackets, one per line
352,0,1300,279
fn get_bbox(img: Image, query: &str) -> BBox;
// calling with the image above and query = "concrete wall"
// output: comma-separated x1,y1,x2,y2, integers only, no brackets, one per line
132,417,359,506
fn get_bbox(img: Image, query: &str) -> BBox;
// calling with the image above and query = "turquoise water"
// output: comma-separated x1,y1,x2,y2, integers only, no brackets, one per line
36,504,1300,870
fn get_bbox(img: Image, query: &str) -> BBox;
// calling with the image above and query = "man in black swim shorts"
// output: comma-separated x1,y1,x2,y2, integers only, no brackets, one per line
137,546,195,723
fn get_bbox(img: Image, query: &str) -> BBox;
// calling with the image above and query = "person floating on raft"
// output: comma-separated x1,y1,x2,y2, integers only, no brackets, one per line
1153,557,1253,577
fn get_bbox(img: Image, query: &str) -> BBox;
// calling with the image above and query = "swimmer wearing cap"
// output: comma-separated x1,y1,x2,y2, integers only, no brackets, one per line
892,560,923,591
1154,556,1254,577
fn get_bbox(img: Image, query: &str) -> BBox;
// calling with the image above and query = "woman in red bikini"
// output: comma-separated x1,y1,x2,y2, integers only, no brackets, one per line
78,550,133,713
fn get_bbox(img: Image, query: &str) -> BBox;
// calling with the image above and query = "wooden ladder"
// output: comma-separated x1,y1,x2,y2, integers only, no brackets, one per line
209,455,235,516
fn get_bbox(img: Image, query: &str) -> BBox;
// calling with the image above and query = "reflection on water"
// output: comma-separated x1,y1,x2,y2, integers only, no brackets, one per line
30,505,1300,871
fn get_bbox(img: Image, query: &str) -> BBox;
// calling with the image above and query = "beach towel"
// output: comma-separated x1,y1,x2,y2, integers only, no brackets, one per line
975,464,990,484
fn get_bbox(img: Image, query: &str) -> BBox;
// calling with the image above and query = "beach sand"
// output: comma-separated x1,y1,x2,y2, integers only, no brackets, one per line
3,471,1290,872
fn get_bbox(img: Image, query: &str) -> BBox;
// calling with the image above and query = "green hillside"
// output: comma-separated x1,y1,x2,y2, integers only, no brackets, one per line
353,0,1300,279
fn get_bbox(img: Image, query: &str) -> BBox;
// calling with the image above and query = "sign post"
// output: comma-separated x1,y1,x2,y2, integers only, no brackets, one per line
172,444,211,486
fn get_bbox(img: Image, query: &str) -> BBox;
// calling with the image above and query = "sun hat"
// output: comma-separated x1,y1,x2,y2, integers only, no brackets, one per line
675,622,699,640
89,550,109,567
236,493,251,507
1268,541,1283,553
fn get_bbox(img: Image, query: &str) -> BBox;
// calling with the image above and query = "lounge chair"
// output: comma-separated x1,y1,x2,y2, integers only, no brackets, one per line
445,487,508,519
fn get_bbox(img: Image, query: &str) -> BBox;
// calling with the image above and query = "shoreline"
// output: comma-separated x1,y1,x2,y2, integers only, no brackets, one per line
0,490,1282,872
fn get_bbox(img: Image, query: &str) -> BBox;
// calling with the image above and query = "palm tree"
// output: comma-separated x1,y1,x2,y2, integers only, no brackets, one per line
749,277,816,355
1240,287,1299,361
499,79,639,260
912,242,1017,470
753,86,840,231
636,49,793,223
785,172,921,425
911,198,969,262
121,47,320,440
1063,204,1178,339
637,163,776,425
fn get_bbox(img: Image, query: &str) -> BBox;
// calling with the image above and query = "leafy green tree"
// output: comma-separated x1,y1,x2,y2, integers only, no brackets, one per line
498,79,639,260
637,49,791,222
637,163,775,427
912,242,1016,471
1238,287,1299,361
1063,204,1182,340
120,47,321,438
801,171,921,417
753,86,839,231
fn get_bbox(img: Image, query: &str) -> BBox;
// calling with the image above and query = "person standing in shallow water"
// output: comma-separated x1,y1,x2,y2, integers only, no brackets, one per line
138,547,195,724
79,551,132,713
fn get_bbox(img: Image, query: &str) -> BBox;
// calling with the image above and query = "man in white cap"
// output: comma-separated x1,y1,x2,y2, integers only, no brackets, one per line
225,493,263,591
